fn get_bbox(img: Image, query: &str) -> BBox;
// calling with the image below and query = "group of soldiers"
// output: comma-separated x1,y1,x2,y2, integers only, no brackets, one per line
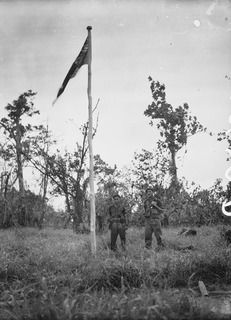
108,187,164,251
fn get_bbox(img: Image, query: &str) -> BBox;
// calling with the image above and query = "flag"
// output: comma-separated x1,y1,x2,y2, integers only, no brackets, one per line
53,36,89,105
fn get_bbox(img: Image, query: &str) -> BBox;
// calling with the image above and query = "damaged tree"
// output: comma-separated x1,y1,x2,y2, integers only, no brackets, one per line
144,77,206,187
29,121,97,232
0,91,39,225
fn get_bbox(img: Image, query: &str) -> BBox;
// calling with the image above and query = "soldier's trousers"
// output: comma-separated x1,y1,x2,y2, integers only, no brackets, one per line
110,222,126,251
145,219,162,248
97,216,103,233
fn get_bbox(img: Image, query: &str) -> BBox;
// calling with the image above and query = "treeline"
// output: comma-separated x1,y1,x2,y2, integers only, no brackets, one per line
0,186,61,228
0,79,230,230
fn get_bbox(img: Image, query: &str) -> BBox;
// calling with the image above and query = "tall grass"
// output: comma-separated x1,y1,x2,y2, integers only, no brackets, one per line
0,226,230,319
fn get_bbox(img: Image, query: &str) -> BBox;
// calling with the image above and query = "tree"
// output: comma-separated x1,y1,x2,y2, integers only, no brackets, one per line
29,147,88,232
0,90,39,225
187,179,225,225
144,77,206,186
94,154,117,195
217,129,231,213
217,130,231,162
131,147,169,192
49,150,87,231
28,122,93,232
93,154,117,232
27,124,55,228
93,155,137,231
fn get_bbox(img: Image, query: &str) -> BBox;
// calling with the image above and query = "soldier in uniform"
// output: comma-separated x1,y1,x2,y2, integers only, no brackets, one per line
108,194,127,251
144,187,164,249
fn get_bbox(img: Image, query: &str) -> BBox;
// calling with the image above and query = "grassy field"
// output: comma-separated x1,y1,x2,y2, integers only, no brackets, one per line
0,225,231,319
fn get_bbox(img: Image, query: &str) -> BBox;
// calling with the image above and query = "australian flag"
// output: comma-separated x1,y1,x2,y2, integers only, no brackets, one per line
53,36,89,105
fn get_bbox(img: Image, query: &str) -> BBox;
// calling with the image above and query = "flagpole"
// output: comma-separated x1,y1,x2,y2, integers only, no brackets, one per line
87,26,96,254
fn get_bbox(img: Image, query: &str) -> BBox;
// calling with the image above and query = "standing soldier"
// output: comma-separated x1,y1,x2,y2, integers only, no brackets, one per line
108,194,127,251
144,187,164,249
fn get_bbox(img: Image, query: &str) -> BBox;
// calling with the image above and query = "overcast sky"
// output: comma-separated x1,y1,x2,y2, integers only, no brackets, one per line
0,0,231,193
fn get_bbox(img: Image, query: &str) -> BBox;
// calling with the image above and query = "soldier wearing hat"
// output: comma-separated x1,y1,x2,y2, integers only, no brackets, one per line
108,193,127,251
144,187,164,249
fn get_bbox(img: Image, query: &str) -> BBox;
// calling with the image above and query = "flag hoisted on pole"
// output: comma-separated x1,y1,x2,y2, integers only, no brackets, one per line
52,31,89,105
53,26,96,254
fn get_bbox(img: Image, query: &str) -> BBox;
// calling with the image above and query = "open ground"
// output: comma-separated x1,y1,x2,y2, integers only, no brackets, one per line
1,225,231,319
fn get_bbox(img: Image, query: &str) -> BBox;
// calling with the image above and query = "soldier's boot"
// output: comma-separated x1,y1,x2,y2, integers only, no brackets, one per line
145,239,152,249
111,243,117,251
121,239,126,251
156,237,165,250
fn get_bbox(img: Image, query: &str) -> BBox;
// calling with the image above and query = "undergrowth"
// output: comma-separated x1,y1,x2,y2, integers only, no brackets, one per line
0,226,230,319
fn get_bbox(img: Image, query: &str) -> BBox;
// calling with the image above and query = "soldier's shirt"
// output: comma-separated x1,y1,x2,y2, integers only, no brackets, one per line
109,203,126,222
144,196,162,220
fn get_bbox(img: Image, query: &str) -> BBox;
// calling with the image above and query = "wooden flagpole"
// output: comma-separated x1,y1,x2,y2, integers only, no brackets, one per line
87,26,96,254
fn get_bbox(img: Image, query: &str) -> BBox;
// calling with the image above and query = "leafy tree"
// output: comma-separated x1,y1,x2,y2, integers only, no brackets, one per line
26,124,56,228
28,122,92,232
188,179,225,225
131,147,169,192
128,148,170,225
30,146,88,232
0,90,39,225
94,154,117,195
0,154,19,227
93,156,136,231
217,129,231,213
93,155,117,231
49,149,88,231
217,130,231,160
144,77,206,186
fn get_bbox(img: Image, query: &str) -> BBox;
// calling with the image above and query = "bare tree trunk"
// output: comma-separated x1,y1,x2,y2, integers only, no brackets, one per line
15,121,26,226
39,172,48,229
15,123,24,195
72,187,84,233
64,194,72,228
170,148,178,187
0,172,11,227
73,200,83,232
39,124,50,229
0,173,4,195
3,172,11,227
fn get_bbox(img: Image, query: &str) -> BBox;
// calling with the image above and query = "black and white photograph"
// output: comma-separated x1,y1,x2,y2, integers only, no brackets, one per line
0,0,231,319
